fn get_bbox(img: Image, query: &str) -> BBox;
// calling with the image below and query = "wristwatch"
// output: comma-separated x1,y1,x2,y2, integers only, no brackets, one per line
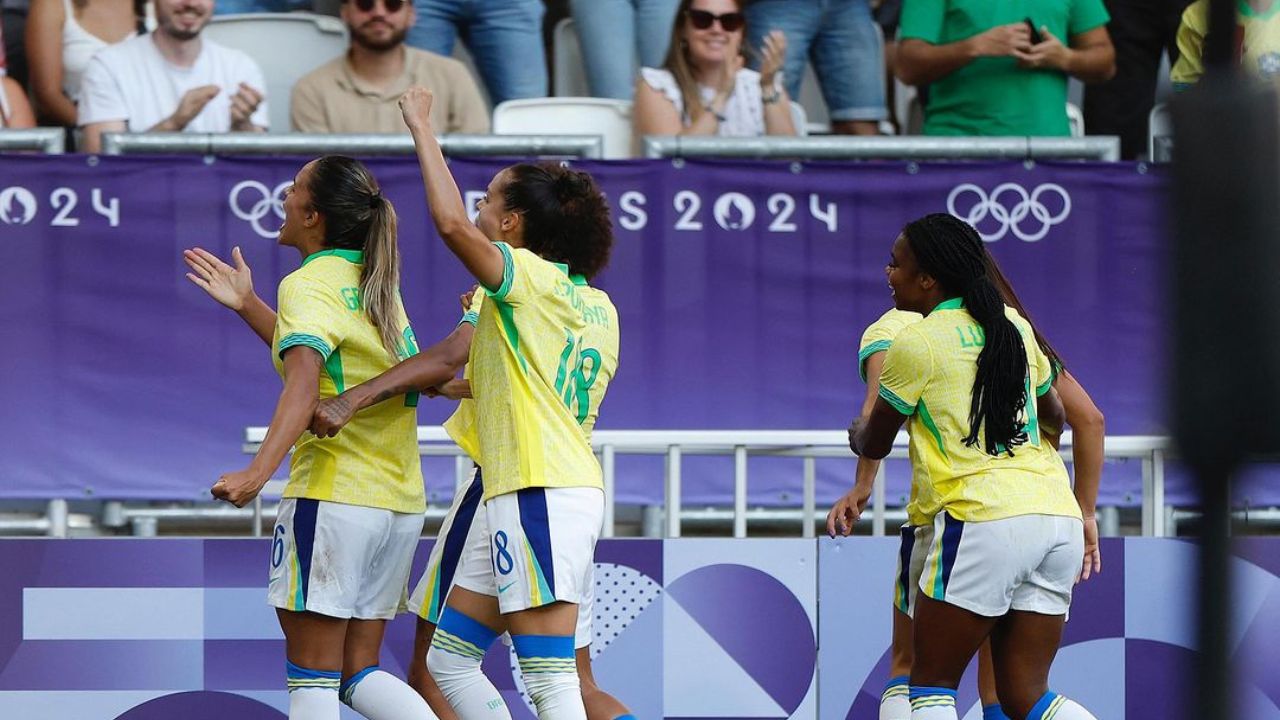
761,87,782,105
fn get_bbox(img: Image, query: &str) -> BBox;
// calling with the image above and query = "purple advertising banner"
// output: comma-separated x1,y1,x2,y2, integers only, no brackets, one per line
0,538,1275,719
0,156,1171,504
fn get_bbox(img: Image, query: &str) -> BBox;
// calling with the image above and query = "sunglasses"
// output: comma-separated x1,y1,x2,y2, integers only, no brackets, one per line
351,0,405,13
686,8,745,32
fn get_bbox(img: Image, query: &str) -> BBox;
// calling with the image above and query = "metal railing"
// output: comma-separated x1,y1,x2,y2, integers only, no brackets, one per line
98,132,605,158
237,428,1171,538
0,127,66,154
643,135,1122,161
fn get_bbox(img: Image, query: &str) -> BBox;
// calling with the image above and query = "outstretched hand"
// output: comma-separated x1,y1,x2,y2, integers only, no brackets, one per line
184,246,254,311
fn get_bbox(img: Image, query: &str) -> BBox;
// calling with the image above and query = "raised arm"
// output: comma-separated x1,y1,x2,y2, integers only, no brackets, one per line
211,346,320,507
184,246,276,346
399,87,505,291
310,323,474,437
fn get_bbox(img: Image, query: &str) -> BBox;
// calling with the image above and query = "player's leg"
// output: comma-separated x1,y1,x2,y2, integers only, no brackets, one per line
342,619,436,720
573,574,633,720
340,507,436,720
976,641,1009,720
492,486,605,720
882,524,926,720
909,596,996,719
428,587,512,719
268,499,352,719
278,609,348,720
990,516,1095,720
407,471,486,718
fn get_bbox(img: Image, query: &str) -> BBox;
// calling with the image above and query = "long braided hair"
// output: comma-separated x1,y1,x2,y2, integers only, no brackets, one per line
903,213,1029,455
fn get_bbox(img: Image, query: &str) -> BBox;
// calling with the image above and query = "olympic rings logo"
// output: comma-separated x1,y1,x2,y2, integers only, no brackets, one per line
228,180,290,239
946,183,1072,243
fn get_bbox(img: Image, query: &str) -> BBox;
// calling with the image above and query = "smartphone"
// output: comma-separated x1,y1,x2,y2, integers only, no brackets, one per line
1024,17,1043,44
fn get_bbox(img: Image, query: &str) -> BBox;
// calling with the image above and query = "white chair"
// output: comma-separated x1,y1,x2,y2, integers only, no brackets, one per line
1149,101,1172,161
1066,101,1085,138
204,13,348,134
492,97,634,159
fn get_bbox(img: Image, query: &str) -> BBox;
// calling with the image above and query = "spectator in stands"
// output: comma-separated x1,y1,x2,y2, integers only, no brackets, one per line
634,0,797,138
744,0,887,135
873,0,904,133
1170,0,1280,89
1084,0,1191,159
897,0,1116,136
292,0,488,133
25,0,146,128
78,0,268,153
406,0,546,105
569,0,681,100
1,61,36,126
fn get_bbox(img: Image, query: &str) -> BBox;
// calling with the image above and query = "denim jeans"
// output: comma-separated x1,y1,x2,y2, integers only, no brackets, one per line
214,0,310,14
745,0,886,121
407,0,547,105
568,0,681,99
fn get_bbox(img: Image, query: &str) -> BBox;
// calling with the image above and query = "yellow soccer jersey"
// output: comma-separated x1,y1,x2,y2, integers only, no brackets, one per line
443,293,484,464
877,299,1079,525
1172,0,1280,88
858,308,923,382
272,249,425,514
467,242,620,500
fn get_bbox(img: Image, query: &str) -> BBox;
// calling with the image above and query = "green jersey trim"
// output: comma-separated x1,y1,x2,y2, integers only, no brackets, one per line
934,297,965,311
1239,0,1280,19
278,333,333,361
879,385,916,416
917,398,949,459
495,300,530,374
325,348,346,394
302,248,364,266
858,340,892,382
489,242,516,300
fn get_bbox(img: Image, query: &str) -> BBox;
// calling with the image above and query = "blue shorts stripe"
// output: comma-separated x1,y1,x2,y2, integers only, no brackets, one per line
293,499,320,607
938,513,965,596
511,633,575,659
438,606,499,651
434,473,485,621
895,525,915,610
516,488,555,596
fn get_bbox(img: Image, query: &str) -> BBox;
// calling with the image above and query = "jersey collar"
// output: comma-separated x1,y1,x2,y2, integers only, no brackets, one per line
934,297,965,311
302,248,364,266
548,259,589,286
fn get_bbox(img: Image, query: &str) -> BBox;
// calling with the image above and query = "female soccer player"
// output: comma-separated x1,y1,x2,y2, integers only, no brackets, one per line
184,156,439,720
848,213,1098,720
399,83,617,720
829,258,1104,720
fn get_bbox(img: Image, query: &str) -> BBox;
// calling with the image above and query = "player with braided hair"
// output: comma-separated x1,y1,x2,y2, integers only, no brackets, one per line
849,213,1098,720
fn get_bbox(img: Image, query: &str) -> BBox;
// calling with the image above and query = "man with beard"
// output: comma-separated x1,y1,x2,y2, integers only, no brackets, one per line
77,0,267,152
291,0,488,134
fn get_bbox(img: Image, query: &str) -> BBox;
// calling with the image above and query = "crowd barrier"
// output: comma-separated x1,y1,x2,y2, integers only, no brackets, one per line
98,132,606,158
0,537,1276,719
643,135,1123,161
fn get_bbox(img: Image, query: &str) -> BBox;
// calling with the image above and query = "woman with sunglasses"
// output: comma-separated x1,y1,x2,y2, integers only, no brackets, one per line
633,0,797,138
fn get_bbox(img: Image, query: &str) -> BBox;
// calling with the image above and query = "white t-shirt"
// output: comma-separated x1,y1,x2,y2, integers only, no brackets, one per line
78,33,269,131
639,65,781,137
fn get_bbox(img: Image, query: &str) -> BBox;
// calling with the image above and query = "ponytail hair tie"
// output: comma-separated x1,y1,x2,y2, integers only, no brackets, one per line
369,191,383,209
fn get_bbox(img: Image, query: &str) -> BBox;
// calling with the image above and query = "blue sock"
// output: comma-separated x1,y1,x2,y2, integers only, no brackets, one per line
984,703,1011,720
909,685,957,717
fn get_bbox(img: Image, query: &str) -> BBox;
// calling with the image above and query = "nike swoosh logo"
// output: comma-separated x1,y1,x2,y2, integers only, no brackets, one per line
498,582,516,594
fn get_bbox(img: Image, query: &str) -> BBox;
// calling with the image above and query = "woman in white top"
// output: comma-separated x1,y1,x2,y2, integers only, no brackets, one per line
25,0,143,127
0,72,36,128
634,0,796,138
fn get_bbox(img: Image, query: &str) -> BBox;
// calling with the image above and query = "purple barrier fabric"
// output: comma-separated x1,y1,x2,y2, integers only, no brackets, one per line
0,156,1171,504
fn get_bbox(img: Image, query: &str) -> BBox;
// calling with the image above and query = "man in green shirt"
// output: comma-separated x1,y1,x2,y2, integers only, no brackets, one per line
897,0,1116,136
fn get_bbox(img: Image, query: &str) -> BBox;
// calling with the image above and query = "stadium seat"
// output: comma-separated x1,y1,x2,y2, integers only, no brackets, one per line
492,97,634,159
204,13,348,134
1149,101,1172,161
